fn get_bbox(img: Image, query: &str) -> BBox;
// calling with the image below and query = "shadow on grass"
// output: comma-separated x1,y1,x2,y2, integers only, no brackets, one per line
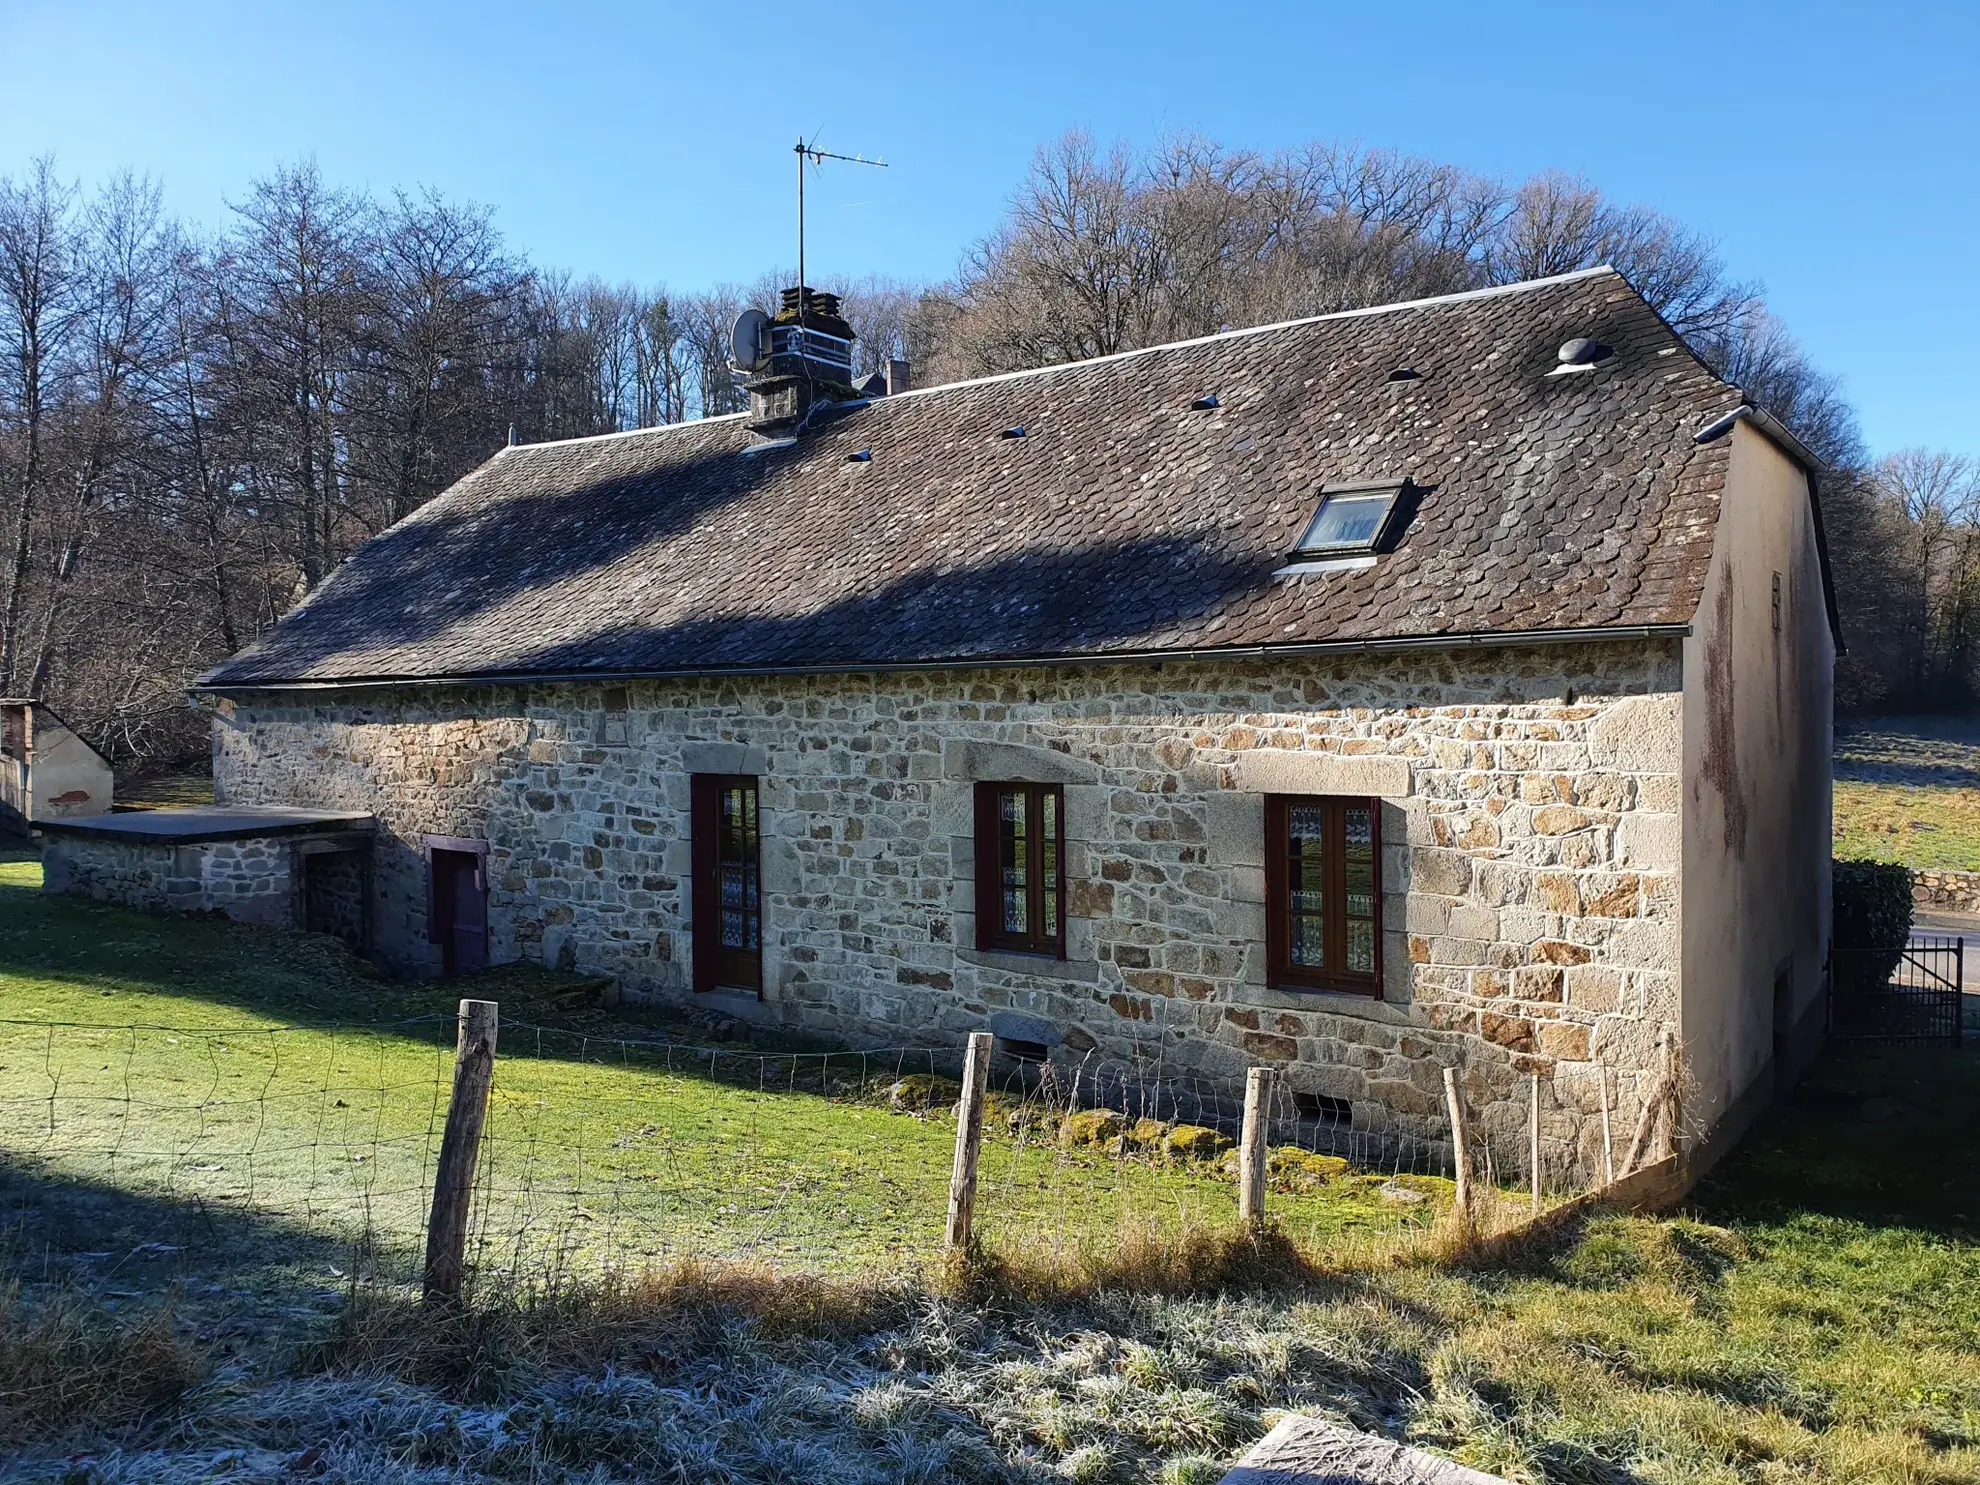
1692,1043,1980,1242
0,1147,412,1286
1836,718,1980,788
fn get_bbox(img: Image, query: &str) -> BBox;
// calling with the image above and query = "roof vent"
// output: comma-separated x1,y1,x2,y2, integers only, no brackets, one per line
1387,367,1423,383
1549,337,1614,376
1190,393,1220,411
1000,425,1027,440
847,448,872,462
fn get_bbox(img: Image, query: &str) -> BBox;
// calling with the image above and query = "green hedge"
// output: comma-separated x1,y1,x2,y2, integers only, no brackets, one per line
1832,858,1913,995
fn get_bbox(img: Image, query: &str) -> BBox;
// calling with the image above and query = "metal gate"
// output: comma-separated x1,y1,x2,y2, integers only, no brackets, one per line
1829,935,1965,1044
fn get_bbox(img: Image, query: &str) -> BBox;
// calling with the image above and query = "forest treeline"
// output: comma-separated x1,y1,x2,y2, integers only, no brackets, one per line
0,134,1968,761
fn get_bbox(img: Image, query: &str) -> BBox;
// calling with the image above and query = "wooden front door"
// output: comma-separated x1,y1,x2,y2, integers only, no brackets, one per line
691,774,761,994
430,847,488,976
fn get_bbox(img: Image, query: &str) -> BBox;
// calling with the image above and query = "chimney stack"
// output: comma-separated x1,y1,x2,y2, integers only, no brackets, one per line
885,358,911,396
743,286,859,438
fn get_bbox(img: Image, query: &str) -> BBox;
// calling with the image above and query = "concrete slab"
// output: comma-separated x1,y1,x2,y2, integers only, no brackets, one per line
35,805,373,846
1220,1415,1511,1485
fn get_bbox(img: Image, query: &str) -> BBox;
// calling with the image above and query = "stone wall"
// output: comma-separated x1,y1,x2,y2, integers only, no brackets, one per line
210,641,1685,1180
1911,868,1980,915
43,834,297,926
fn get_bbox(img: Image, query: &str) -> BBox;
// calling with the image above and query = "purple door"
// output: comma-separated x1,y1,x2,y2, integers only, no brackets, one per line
430,848,488,976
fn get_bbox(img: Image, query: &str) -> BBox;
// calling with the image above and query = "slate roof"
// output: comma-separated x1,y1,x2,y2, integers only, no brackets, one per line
200,267,1754,690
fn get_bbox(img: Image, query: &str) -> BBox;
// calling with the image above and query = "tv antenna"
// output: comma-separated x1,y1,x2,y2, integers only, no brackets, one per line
794,136,886,333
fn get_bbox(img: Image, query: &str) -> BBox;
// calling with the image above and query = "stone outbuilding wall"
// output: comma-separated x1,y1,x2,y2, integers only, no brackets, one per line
43,833,299,925
40,808,375,948
209,640,1684,1180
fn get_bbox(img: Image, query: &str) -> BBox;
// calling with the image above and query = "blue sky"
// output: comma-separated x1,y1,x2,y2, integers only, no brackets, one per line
3,0,1976,459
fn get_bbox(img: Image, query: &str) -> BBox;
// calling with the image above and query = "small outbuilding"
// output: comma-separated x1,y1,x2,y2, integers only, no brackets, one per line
1,698,114,828
39,806,375,950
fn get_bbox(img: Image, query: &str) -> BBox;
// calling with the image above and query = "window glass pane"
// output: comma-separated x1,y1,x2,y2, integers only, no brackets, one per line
1000,788,1028,934
1295,491,1393,553
1041,789,1060,938
718,784,760,951
1343,806,1375,920
1287,802,1327,968
1294,913,1326,968
1347,919,1375,974
1289,803,1327,909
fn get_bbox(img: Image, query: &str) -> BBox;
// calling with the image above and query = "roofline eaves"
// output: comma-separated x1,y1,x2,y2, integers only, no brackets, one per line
191,622,1690,697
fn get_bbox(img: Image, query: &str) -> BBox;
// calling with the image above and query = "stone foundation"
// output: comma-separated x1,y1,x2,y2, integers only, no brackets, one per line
209,642,1685,1181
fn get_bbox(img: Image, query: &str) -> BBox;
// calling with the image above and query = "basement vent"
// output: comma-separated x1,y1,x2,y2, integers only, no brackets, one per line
1293,1092,1352,1126
999,1036,1049,1064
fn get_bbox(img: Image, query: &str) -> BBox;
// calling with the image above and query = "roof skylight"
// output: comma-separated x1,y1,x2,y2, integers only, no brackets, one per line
1291,479,1415,558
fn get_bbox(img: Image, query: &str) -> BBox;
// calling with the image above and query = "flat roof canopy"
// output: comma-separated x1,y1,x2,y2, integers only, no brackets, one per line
38,806,374,846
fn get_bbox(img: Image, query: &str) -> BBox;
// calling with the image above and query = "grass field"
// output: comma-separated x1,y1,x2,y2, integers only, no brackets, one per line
4,847,1979,1481
0,848,1447,1299
1835,717,1980,870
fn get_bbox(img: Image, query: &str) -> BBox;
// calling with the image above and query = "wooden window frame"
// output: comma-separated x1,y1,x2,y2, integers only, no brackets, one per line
973,781,1067,959
1264,795,1383,996
690,773,763,996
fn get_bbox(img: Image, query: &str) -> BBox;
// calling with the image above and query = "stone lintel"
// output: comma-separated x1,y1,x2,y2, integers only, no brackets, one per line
1232,751,1412,798
940,739,1101,786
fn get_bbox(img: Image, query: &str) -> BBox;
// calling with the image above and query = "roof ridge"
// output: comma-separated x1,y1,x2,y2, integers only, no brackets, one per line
502,409,751,455
882,264,1621,404
497,266,1622,456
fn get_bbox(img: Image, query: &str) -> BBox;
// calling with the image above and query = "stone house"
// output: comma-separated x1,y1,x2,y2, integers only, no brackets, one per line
175,267,1836,1178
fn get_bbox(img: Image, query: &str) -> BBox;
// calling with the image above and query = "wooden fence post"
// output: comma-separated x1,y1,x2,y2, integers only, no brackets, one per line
423,998,498,1308
1598,1061,1616,1187
1529,1072,1543,1215
944,1031,994,1253
1237,1066,1274,1227
1441,1066,1472,1222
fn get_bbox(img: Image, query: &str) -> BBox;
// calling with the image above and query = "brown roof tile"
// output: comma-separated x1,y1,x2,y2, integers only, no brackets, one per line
200,267,1739,688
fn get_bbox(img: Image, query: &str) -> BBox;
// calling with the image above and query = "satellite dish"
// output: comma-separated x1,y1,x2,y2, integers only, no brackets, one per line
730,307,772,372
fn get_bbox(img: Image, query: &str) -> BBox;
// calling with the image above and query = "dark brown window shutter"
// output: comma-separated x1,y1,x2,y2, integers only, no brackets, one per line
973,781,1001,952
1264,792,1290,989
690,773,719,993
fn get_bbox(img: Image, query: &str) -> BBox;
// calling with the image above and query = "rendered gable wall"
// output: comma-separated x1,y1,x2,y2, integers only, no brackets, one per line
1679,420,1835,1163
213,641,1684,1178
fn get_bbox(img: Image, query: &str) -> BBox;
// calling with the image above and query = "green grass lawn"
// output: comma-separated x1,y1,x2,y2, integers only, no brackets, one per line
4,849,1979,1480
0,848,1444,1298
1835,718,1980,870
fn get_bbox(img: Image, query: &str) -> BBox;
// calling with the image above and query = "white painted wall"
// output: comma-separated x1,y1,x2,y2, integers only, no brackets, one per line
1679,421,1835,1162
0,703,114,823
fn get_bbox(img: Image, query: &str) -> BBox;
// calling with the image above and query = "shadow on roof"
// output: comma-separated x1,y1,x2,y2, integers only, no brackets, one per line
212,426,772,682
498,532,1274,678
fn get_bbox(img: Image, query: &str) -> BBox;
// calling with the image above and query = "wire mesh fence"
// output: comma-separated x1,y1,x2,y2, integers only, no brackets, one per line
0,1005,1587,1298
